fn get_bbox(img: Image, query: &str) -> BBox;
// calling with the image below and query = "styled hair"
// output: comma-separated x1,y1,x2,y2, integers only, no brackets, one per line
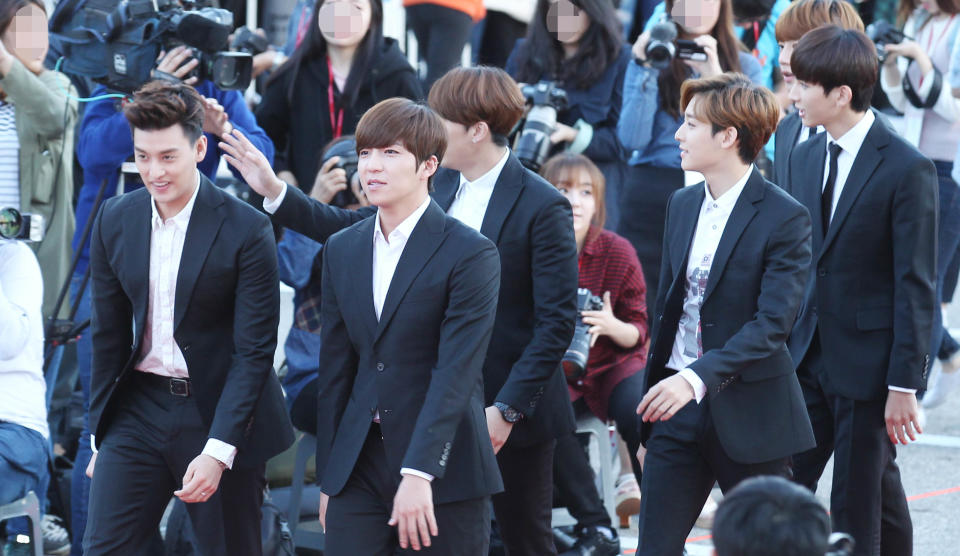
540,153,607,240
268,0,384,107
680,72,780,164
898,0,960,27
0,0,44,35
355,98,446,183
713,476,831,556
790,25,877,112
123,80,205,142
428,66,526,147
774,0,864,43
659,0,745,120
512,0,623,90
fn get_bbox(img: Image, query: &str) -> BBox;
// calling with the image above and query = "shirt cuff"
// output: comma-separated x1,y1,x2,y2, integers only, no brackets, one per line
91,434,97,454
888,386,918,395
678,368,708,403
400,468,435,482
262,181,288,214
202,438,238,470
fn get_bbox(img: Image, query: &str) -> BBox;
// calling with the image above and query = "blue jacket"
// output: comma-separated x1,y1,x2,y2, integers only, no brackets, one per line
72,81,274,274
277,229,324,408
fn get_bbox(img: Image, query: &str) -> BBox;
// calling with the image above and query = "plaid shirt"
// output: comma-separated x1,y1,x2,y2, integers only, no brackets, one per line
569,228,649,420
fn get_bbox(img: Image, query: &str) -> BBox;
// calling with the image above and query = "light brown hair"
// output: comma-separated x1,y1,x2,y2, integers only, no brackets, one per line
774,0,864,43
540,153,606,242
123,80,205,142
428,66,525,147
680,72,780,164
355,98,447,183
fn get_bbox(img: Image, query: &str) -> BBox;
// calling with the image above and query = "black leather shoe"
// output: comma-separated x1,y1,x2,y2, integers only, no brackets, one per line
559,526,621,556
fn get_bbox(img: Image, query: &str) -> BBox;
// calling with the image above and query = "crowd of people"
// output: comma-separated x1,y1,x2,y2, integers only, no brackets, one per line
1,0,959,555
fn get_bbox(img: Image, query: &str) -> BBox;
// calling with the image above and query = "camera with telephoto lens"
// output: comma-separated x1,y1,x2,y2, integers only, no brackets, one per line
323,138,360,208
866,20,907,63
562,288,604,382
51,0,253,93
514,81,569,172
0,208,44,242
644,17,707,70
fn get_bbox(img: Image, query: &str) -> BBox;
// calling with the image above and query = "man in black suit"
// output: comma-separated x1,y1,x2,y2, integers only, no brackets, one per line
84,81,294,555
785,27,937,556
230,66,578,555
635,73,815,555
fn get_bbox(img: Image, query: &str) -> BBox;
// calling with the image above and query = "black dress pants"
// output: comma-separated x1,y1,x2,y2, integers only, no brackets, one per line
637,397,790,556
476,11,527,69
492,439,558,556
792,338,913,556
84,373,265,556
324,424,491,555
406,4,474,90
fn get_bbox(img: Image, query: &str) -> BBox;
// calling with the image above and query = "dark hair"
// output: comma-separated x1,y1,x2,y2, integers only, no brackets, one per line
713,476,831,556
898,0,960,27
269,0,384,108
123,80,205,142
0,0,44,36
540,153,607,240
680,72,780,164
659,0,745,120
774,0,863,43
791,25,877,112
428,66,526,147
355,98,446,185
512,0,623,90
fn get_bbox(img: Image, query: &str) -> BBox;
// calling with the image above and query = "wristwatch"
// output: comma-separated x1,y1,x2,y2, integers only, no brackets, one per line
494,402,524,423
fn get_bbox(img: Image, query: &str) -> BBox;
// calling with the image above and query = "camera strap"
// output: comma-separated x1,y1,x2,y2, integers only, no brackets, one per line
902,60,942,110
327,57,344,139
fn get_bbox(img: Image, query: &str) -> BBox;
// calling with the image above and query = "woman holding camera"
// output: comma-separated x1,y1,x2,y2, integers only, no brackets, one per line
504,0,631,231
542,153,649,553
617,0,761,311
880,0,960,405
255,0,421,193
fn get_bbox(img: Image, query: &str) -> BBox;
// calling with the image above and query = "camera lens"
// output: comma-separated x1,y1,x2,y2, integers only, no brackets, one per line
0,207,23,240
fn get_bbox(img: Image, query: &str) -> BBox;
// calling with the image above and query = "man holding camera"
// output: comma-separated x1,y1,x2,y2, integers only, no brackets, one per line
636,72,815,555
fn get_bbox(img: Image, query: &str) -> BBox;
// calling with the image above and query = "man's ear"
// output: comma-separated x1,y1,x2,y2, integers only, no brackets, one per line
471,121,490,144
421,155,439,179
834,85,854,109
195,135,208,162
720,126,740,152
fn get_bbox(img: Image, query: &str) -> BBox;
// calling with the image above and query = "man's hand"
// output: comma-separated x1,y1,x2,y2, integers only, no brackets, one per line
153,45,199,85
885,390,923,445
637,374,695,422
388,475,438,551
174,454,225,503
311,156,348,203
318,492,329,532
219,129,285,201
85,451,97,479
485,405,514,454
201,96,232,138
635,443,647,471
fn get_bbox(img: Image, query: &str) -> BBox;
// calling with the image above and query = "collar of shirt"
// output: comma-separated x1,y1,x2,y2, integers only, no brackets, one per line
701,164,753,214
455,147,511,201
826,109,875,160
150,171,202,233
373,195,432,246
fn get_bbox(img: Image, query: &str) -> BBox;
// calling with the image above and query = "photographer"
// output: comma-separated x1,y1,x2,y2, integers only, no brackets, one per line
541,153,648,555
67,47,273,555
0,0,77,320
505,0,630,231
257,0,421,194
0,238,49,556
879,0,960,400
618,0,762,316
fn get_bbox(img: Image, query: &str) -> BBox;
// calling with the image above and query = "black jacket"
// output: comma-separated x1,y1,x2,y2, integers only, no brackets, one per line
255,38,422,190
642,169,816,464
785,118,938,400
273,153,579,446
88,177,294,467
316,200,504,503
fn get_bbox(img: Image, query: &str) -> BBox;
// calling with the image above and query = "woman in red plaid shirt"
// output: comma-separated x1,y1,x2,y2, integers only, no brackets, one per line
542,153,650,550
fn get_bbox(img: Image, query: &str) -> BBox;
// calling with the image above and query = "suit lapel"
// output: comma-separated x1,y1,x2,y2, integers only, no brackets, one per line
775,114,802,189
174,177,225,332
670,186,705,280
793,133,828,249
123,192,152,339
374,201,447,342
702,170,763,305
479,154,525,244
352,217,379,338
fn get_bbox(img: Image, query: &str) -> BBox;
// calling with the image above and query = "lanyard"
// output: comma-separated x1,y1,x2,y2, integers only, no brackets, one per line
751,21,766,66
327,57,344,139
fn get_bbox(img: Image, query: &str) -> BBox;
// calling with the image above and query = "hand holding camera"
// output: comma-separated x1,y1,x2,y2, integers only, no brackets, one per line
153,45,200,85
683,35,722,78
312,156,349,204
883,40,932,74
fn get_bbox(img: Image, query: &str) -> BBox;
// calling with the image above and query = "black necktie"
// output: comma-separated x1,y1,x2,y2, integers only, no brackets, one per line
807,125,820,140
821,141,842,235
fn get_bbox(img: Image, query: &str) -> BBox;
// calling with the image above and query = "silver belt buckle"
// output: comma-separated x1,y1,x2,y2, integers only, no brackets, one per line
169,378,190,397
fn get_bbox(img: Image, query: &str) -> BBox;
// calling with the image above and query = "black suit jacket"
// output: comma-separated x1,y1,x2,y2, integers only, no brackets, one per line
274,153,579,446
785,118,938,401
642,168,816,464
316,200,504,503
88,177,294,468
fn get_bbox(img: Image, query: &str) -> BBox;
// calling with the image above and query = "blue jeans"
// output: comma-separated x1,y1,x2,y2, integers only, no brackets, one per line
0,423,49,538
69,273,93,556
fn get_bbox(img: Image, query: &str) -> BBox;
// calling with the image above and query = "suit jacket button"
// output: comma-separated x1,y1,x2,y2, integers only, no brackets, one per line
817,268,826,277
182,344,191,352
439,460,446,467
376,362,385,372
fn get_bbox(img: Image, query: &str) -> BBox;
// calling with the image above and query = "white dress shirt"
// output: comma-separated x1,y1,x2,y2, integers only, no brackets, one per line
667,166,754,403
797,124,824,145
446,148,510,231
371,196,436,482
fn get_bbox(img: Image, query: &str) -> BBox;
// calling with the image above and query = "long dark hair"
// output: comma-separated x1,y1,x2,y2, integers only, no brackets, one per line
268,0,384,108
513,0,623,90
658,0,744,119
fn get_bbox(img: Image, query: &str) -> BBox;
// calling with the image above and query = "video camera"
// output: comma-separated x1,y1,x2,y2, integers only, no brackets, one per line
0,208,44,242
51,0,253,93
513,81,569,172
644,17,707,70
